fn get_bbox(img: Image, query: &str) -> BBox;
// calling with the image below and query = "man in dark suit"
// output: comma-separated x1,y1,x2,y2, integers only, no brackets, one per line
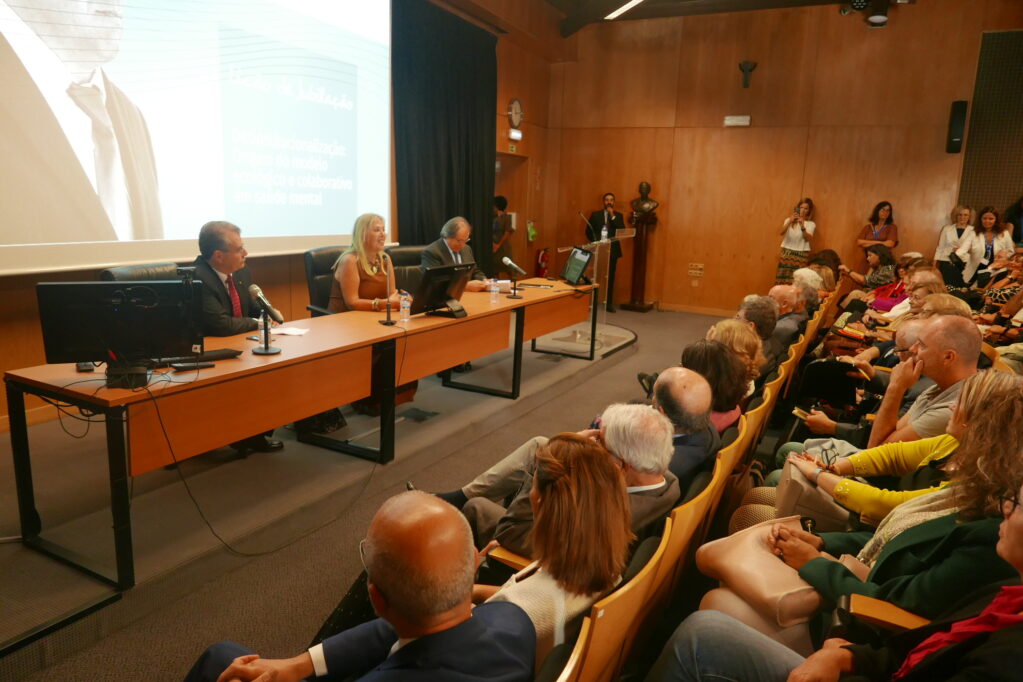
420,216,489,292
587,192,625,312
183,491,535,682
193,220,282,454
0,1,163,244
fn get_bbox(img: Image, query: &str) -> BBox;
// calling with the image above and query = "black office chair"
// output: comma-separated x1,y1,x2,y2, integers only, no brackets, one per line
99,262,180,281
304,246,342,316
385,245,427,294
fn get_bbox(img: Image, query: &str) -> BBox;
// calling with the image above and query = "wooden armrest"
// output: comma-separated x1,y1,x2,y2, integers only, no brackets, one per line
849,594,930,631
488,545,531,571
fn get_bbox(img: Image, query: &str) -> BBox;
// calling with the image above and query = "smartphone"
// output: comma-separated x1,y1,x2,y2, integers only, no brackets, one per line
792,407,811,421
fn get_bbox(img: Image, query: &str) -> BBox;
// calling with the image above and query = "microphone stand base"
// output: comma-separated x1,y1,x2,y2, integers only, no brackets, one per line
378,320,396,326
506,294,523,299
252,346,282,355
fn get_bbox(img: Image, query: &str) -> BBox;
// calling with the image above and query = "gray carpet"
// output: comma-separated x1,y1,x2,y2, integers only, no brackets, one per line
11,309,720,681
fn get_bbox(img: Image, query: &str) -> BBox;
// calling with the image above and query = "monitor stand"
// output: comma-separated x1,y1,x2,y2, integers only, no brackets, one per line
427,299,468,319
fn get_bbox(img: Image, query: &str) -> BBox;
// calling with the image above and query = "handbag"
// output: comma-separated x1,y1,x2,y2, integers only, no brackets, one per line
775,459,853,533
696,515,821,627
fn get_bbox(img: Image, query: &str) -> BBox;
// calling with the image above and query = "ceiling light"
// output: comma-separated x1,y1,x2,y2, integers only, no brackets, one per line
605,0,647,20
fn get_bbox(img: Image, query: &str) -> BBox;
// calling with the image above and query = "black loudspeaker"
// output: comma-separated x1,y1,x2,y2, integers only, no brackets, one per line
946,100,968,153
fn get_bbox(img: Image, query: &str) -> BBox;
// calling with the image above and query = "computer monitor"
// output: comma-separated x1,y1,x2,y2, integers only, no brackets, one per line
560,246,592,285
410,263,474,318
36,280,204,387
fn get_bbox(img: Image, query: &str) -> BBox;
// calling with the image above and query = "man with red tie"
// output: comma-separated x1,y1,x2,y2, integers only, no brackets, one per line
193,220,283,454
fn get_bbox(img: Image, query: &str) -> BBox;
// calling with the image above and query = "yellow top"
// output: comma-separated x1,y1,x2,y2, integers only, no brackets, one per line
832,434,958,525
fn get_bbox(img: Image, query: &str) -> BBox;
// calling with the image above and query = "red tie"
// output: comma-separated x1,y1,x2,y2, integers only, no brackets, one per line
226,274,242,317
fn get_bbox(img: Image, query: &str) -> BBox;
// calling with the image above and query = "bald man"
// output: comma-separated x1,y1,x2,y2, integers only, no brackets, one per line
435,403,680,557
765,284,807,366
653,367,720,492
184,492,535,681
866,313,979,448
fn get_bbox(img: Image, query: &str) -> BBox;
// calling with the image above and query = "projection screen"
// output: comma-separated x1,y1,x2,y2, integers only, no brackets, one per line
0,0,390,275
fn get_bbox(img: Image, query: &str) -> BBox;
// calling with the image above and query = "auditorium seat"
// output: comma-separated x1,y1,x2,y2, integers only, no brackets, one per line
99,262,180,281
385,244,427,293
303,246,342,316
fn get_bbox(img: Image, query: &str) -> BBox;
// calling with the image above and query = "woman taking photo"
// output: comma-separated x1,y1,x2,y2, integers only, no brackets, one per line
857,201,898,270
476,431,633,669
935,205,972,286
775,198,816,285
328,213,403,313
954,206,1016,285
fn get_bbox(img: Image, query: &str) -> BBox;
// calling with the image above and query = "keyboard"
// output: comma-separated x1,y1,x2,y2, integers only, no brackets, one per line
147,348,243,368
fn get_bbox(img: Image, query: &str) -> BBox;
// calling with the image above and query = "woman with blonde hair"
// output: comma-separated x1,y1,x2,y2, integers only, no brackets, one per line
936,204,972,286
327,213,402,313
707,318,767,398
476,432,633,668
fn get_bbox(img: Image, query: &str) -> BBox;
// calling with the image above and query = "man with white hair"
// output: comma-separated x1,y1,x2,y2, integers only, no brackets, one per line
438,403,679,556
766,284,807,365
184,491,535,681
421,216,489,292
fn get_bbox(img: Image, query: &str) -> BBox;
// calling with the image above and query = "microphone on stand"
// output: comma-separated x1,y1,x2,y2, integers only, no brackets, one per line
502,257,525,300
248,284,284,324
379,252,395,326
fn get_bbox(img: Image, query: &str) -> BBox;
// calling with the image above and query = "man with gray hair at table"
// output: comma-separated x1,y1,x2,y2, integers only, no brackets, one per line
420,216,490,292
430,402,680,557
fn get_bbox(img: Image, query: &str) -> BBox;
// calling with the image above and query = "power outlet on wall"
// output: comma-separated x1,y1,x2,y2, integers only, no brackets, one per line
688,263,705,278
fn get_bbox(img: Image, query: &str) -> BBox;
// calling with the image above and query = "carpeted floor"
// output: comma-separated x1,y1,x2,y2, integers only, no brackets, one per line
14,308,723,681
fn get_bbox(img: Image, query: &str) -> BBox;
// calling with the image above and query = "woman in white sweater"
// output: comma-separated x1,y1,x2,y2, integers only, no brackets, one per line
934,204,972,286
475,432,633,670
955,205,1016,284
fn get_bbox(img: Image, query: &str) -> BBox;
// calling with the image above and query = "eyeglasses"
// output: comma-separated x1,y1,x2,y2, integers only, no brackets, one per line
1000,491,1021,516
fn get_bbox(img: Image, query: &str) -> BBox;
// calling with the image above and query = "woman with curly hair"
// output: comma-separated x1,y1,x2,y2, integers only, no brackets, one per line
775,198,816,284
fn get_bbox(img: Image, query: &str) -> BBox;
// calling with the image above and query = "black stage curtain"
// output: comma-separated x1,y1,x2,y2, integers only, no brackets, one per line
393,0,497,275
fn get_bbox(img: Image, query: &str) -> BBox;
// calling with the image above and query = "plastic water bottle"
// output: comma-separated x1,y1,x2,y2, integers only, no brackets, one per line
600,225,609,242
489,281,500,304
399,292,411,323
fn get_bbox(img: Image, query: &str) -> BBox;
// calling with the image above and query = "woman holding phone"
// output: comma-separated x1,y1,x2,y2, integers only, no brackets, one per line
775,198,816,284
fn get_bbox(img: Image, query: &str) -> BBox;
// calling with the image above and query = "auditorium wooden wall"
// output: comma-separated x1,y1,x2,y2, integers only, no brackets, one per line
544,0,1023,314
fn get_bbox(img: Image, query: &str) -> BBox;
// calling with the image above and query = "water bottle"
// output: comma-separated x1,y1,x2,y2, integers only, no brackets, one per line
399,292,411,323
489,281,500,304
600,225,609,242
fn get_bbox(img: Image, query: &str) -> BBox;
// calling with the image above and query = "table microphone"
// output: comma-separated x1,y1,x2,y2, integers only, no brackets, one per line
502,257,527,276
248,284,284,324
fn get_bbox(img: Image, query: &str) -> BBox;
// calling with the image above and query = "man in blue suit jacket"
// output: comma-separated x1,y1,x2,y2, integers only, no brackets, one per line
183,491,535,681
420,217,490,292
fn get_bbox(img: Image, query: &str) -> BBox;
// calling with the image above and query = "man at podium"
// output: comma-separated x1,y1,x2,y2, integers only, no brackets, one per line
586,192,625,312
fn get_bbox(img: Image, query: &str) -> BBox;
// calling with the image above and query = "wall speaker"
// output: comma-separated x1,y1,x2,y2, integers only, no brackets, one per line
946,100,968,154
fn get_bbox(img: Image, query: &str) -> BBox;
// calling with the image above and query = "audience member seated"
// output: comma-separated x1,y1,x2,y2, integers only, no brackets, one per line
838,244,897,300
863,281,944,331
747,370,1017,529
792,277,820,317
183,491,536,682
737,294,780,376
776,315,980,468
764,284,807,367
680,340,747,434
971,251,1022,313
863,255,923,313
706,319,766,400
649,476,1023,682
874,264,944,321
473,433,632,670
807,249,842,291
653,367,720,494
193,220,282,455
421,216,490,292
697,379,1023,653
441,403,680,557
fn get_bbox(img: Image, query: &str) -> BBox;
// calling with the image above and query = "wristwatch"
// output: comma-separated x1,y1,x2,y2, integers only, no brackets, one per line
812,467,825,486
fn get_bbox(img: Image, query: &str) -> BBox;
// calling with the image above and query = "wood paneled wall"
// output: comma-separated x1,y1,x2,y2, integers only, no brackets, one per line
548,0,1023,314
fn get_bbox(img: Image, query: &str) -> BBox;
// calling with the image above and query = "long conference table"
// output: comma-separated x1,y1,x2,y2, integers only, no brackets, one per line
4,280,596,599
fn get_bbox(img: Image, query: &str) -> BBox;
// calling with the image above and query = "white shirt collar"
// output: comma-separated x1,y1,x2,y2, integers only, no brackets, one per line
627,478,667,494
